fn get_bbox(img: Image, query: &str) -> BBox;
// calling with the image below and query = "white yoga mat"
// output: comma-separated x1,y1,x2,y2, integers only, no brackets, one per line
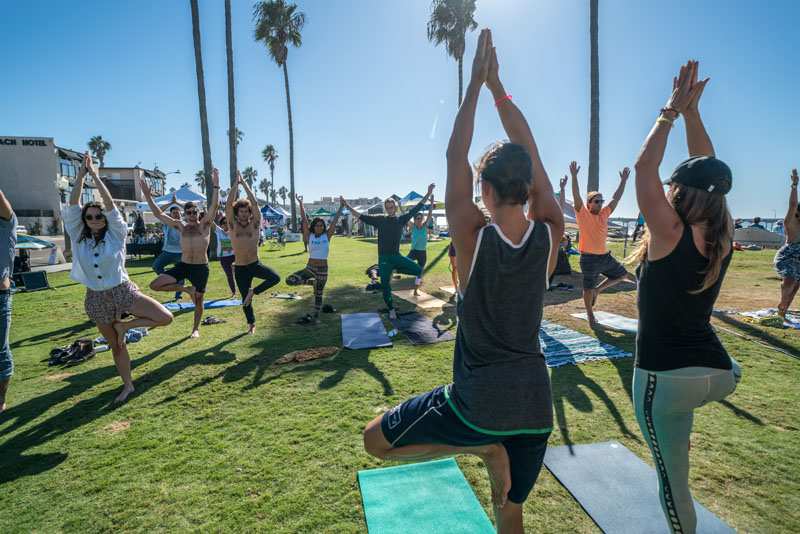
392,289,449,309
571,311,639,333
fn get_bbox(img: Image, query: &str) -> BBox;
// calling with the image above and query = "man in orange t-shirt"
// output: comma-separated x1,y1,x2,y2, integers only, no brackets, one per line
560,161,636,327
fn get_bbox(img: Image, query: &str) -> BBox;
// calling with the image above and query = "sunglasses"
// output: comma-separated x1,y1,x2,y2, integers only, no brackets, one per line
185,209,198,215
84,214,106,221
591,198,604,204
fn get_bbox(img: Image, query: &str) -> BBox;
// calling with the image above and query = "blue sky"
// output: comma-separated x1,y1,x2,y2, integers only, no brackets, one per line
1,0,797,217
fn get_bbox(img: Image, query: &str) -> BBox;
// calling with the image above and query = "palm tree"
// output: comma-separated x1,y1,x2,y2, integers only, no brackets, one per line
270,187,278,206
588,0,600,192
427,0,478,107
242,166,258,188
194,171,207,195
225,0,238,188
254,0,305,232
228,128,244,147
87,135,112,168
261,144,278,201
190,0,214,205
278,185,288,209
258,178,270,200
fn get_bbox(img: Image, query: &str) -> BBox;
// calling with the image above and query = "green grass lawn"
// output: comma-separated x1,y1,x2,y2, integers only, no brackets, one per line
2,237,798,532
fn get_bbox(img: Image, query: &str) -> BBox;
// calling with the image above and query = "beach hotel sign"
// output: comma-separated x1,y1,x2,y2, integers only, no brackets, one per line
0,138,48,147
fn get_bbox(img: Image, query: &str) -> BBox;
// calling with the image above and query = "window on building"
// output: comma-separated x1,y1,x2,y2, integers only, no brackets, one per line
59,158,77,178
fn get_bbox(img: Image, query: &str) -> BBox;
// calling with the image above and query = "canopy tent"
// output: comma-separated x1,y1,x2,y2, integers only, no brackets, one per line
260,204,287,224
400,191,423,206
137,184,207,212
309,207,335,217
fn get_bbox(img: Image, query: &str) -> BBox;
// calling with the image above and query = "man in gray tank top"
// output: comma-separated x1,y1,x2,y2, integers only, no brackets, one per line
363,30,564,533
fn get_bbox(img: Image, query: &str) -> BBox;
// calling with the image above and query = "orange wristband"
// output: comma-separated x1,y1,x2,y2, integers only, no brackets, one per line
495,94,512,107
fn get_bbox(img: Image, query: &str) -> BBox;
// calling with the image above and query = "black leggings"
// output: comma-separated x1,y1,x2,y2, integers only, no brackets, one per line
234,261,280,325
286,262,328,316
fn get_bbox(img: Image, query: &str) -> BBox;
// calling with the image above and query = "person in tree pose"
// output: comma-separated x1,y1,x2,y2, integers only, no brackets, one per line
775,169,800,318
141,168,219,338
66,153,172,402
226,172,280,335
342,185,435,319
406,195,435,296
561,161,636,327
0,189,16,413
631,60,740,533
286,194,344,324
363,30,564,533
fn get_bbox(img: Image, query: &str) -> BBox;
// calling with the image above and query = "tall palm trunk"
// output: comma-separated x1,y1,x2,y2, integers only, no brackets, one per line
457,56,463,107
269,168,275,204
190,0,215,256
225,0,237,188
588,0,600,192
282,61,297,232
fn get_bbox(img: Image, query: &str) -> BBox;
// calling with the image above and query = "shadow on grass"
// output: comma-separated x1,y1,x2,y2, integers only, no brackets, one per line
157,285,396,402
11,319,97,350
713,312,800,360
0,334,244,484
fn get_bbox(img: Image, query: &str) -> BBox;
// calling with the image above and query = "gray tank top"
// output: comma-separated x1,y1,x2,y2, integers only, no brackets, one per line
448,222,553,434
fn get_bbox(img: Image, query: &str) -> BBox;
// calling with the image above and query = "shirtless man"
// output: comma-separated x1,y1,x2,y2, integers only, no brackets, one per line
775,169,800,317
141,169,219,338
227,171,280,334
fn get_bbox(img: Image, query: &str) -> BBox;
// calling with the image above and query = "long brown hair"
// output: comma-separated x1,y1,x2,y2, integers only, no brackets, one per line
79,202,108,247
628,183,733,293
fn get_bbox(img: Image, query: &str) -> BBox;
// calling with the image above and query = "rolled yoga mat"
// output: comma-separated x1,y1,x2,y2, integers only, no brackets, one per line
544,441,734,534
389,311,455,345
571,311,639,333
358,458,494,534
163,298,242,311
341,312,393,350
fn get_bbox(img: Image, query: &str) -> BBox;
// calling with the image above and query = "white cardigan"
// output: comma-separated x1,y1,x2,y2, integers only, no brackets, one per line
63,205,129,291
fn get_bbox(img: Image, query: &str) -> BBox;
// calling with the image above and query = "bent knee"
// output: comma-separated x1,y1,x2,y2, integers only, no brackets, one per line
160,312,174,326
363,420,391,459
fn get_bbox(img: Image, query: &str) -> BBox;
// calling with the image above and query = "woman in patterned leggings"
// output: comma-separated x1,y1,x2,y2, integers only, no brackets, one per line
286,195,344,324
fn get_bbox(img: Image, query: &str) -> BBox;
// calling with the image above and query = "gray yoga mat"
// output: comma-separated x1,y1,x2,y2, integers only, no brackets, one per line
389,312,455,345
544,441,734,534
342,313,393,350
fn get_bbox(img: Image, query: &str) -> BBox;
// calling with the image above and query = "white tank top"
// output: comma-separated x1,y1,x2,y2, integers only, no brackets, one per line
308,233,330,260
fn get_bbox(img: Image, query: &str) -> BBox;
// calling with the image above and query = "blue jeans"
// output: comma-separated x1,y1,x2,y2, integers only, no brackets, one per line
0,290,13,381
153,251,183,299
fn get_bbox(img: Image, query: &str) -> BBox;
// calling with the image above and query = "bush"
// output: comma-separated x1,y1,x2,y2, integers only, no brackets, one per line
28,221,43,235
49,216,61,235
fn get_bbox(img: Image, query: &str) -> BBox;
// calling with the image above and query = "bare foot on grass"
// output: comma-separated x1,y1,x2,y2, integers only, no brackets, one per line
247,324,256,335
114,384,135,404
480,443,512,508
190,329,200,339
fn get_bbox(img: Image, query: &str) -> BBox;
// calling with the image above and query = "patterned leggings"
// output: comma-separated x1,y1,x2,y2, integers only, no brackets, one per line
286,262,328,316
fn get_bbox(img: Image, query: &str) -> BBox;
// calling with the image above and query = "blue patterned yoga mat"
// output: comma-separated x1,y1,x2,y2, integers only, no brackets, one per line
539,321,632,367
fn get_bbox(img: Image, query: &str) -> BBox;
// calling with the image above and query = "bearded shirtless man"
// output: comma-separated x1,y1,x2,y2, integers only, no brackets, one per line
142,169,219,338
227,171,280,334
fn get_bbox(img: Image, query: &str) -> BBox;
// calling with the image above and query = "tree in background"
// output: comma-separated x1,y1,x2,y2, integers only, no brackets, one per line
189,0,214,207
588,0,600,191
242,166,258,188
258,178,270,201
427,0,478,107
88,135,111,168
225,0,238,188
254,0,305,231
278,186,288,209
261,144,278,203
194,170,207,196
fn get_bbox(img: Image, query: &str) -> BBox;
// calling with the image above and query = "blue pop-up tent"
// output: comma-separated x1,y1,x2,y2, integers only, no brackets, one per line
260,204,287,224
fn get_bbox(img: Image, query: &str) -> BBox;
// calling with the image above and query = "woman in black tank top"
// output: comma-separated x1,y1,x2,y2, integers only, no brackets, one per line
630,60,740,534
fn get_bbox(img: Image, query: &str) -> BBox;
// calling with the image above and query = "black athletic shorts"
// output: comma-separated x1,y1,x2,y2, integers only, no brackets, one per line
381,385,550,504
164,262,210,293
579,252,627,289
407,249,427,270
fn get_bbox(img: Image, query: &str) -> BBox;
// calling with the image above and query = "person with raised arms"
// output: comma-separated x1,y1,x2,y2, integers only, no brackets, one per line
215,215,237,300
227,172,280,335
141,168,219,338
775,169,800,318
152,195,185,301
405,195,435,296
363,30,563,533
66,153,173,402
342,185,434,319
0,189,16,413
286,194,344,324
630,60,740,533
561,161,636,327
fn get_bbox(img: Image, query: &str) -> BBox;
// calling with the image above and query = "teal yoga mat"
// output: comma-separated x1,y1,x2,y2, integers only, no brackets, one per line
358,458,494,534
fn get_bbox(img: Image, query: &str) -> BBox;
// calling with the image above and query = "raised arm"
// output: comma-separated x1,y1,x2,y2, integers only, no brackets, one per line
787,169,799,222
295,194,309,242
446,30,490,250
140,177,181,228
239,172,261,228
0,189,13,221
70,158,88,206
634,60,702,239
558,175,568,213
226,172,238,223
401,184,435,224
200,168,220,225
683,64,714,157
424,195,435,226
328,198,345,239
84,153,115,212
568,161,583,213
606,167,630,214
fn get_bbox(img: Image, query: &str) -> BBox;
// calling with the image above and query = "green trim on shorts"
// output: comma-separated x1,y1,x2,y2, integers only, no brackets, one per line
443,385,553,436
